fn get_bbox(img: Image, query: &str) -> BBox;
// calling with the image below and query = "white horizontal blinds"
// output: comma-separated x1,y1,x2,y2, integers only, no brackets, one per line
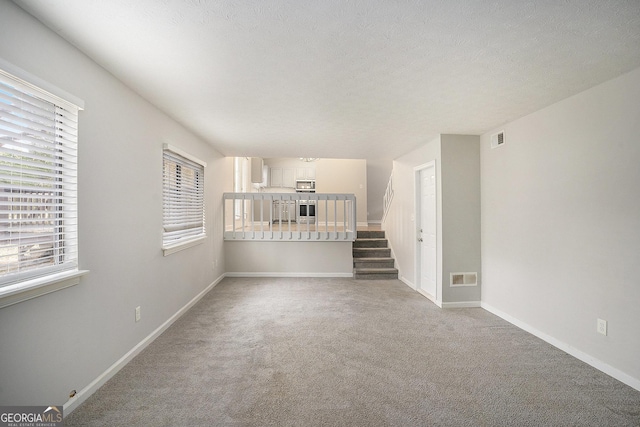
0,71,79,285
162,149,205,247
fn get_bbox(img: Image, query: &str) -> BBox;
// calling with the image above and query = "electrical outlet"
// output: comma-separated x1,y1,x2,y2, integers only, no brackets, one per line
135,306,141,322
597,318,607,336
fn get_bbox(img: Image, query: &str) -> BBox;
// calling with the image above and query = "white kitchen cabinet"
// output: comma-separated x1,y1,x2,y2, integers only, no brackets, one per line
296,167,316,180
306,167,316,179
270,167,283,187
270,167,295,188
282,168,295,188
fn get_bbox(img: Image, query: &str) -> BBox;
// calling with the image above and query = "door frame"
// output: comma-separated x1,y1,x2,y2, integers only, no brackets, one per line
414,161,440,305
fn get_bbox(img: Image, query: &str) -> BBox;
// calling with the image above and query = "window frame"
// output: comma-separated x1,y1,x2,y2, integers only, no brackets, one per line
0,58,87,308
162,143,207,256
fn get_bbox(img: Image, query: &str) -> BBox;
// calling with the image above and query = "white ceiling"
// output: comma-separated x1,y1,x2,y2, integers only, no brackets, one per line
14,0,640,160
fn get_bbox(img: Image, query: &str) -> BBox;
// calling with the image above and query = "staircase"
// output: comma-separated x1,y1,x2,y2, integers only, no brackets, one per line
353,230,399,280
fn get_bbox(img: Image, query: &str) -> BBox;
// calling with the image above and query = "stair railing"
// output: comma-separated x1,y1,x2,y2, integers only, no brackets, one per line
223,192,357,241
382,171,394,222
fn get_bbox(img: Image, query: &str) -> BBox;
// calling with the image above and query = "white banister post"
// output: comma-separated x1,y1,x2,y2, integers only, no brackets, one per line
325,196,329,239
232,194,236,239
223,194,227,238
343,195,347,239
251,193,255,239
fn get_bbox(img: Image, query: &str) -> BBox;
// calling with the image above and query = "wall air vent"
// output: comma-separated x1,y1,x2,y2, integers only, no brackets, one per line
490,131,505,149
450,272,478,287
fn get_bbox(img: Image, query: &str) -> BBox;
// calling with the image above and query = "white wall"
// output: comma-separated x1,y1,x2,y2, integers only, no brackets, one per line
316,159,368,225
0,1,226,407
481,66,640,388
225,241,353,276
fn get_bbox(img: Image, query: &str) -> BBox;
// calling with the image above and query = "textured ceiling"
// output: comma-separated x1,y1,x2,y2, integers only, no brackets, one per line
13,0,640,159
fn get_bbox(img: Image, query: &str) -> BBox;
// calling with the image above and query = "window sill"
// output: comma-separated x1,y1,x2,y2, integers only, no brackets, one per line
163,236,206,256
0,270,89,309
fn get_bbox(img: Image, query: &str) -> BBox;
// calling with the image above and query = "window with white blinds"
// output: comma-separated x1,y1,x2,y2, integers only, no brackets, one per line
0,68,80,287
162,144,206,254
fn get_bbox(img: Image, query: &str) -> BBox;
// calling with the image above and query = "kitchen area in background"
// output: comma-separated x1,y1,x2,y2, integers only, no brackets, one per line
230,157,369,230
254,157,318,224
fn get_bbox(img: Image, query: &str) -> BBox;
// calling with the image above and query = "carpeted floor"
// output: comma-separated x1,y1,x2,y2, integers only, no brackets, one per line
65,277,640,426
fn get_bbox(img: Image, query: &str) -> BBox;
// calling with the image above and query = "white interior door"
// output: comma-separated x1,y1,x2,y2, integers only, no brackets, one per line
419,165,437,298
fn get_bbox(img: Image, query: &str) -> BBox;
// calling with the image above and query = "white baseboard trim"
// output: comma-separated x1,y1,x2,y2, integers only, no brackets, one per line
441,301,481,308
367,220,382,225
399,275,415,290
416,288,441,307
357,221,369,227
481,302,640,392
224,272,353,278
400,275,444,308
63,274,226,416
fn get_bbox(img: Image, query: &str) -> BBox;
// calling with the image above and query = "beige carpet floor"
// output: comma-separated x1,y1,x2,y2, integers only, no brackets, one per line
65,277,640,426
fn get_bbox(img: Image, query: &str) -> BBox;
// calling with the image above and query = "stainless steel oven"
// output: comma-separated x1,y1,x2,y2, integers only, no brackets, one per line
297,199,316,224
295,180,316,224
